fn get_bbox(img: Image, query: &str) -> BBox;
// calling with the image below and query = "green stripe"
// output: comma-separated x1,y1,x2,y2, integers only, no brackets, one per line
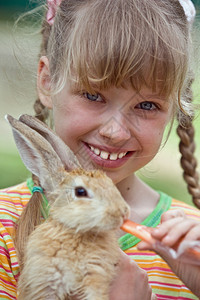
0,234,11,243
0,214,17,221
0,240,8,250
0,267,15,278
151,288,198,299
129,253,160,261
119,191,172,251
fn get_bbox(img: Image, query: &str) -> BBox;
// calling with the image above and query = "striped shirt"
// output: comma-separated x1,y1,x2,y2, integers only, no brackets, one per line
0,180,199,299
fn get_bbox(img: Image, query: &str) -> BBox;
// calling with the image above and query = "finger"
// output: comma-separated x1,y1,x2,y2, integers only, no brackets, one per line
151,217,185,240
184,223,200,241
161,209,186,223
161,219,199,247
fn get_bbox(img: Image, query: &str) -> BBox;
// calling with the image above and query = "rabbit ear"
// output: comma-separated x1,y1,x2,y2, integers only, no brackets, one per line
5,114,67,191
19,114,81,171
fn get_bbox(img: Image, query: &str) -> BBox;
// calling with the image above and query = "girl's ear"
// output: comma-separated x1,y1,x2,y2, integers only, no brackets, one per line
37,56,53,109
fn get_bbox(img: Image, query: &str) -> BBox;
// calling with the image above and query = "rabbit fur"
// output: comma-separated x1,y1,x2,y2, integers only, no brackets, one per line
6,114,130,300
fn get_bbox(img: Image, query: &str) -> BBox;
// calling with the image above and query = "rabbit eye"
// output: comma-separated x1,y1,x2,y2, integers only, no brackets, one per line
75,186,88,197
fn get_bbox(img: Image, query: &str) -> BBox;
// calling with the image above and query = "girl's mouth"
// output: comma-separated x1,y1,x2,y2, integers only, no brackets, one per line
83,142,133,168
89,144,128,160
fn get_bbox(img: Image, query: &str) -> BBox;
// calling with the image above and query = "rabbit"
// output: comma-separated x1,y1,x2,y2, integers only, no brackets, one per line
6,114,130,300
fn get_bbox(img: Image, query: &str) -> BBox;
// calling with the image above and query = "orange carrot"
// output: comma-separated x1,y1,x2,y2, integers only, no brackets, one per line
121,219,200,261
121,219,155,244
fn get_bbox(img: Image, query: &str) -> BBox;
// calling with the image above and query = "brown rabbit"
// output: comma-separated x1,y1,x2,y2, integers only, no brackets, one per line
6,114,130,300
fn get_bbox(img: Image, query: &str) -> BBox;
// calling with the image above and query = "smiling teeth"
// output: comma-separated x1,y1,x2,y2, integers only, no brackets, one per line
100,151,109,159
89,145,127,160
110,153,118,160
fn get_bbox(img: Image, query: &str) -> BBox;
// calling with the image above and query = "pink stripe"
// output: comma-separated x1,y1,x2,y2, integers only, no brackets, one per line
0,209,19,218
1,233,15,242
0,219,15,223
0,277,16,287
0,246,9,255
186,213,200,218
0,264,13,274
171,204,197,211
8,247,16,252
0,199,24,205
0,250,9,259
0,247,16,257
0,244,9,251
1,232,10,238
7,191,30,196
0,290,16,300
0,221,17,229
144,266,172,272
0,224,15,229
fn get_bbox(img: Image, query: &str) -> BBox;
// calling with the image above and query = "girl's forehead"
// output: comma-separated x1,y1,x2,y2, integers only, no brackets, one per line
50,0,188,102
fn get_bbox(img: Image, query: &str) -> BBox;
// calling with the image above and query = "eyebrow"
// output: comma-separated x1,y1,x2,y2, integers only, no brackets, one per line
141,94,168,101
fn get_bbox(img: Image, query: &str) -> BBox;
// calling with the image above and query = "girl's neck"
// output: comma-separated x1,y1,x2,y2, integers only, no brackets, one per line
116,174,160,224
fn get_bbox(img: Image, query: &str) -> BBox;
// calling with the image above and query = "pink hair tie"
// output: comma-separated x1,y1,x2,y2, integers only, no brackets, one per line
46,0,62,25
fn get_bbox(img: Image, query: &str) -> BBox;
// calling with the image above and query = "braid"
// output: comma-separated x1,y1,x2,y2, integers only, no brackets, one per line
15,175,43,269
177,74,200,209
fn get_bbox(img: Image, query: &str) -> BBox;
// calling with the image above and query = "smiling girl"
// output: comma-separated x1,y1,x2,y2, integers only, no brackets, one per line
0,0,200,299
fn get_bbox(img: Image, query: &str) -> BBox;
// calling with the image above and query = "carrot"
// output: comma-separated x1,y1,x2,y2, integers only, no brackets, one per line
120,219,155,244
121,220,200,261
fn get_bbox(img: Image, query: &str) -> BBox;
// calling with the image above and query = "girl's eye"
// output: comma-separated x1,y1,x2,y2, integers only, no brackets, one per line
83,92,103,102
136,101,157,111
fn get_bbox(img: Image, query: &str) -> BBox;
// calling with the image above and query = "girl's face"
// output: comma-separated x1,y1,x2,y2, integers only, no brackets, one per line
38,59,172,184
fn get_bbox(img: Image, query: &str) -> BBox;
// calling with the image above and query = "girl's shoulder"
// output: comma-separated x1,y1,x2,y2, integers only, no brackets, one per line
0,180,32,226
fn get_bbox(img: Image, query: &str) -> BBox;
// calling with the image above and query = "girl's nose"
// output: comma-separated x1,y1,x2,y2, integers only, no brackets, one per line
98,115,131,144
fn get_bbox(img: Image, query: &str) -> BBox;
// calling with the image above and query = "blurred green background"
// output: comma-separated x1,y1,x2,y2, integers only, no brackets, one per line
0,1,200,207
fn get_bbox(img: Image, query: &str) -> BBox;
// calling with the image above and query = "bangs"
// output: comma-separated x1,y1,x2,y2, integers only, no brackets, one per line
50,0,189,98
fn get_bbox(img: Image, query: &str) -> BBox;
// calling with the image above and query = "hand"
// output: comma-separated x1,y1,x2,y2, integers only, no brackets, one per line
109,250,157,300
138,209,200,297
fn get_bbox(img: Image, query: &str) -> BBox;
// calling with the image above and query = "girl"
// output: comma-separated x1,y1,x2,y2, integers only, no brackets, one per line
0,0,200,299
